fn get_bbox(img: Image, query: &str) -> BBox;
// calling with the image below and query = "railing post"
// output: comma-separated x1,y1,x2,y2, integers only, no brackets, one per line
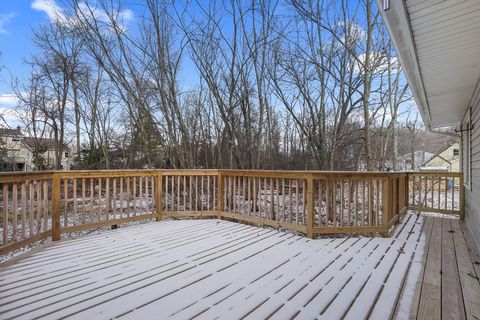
306,174,314,238
51,172,61,241
381,176,391,237
217,171,224,217
155,171,163,221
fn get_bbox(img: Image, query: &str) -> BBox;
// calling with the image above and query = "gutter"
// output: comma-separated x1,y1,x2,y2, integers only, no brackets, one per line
427,126,460,138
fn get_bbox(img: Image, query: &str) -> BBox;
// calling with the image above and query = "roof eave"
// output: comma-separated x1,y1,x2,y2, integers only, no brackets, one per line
376,0,432,128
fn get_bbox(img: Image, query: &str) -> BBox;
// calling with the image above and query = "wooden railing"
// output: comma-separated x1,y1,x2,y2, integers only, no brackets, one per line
0,170,463,255
407,172,464,217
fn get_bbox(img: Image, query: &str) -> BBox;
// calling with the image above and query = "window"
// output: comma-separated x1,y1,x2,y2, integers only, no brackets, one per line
12,138,19,142
64,152,69,158
453,148,459,156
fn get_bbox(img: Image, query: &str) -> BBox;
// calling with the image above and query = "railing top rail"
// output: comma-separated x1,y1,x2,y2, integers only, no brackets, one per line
0,169,462,182
407,171,462,177
0,172,54,183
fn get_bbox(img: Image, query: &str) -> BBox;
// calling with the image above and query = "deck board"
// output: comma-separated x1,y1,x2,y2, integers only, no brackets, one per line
417,216,442,320
0,213,479,320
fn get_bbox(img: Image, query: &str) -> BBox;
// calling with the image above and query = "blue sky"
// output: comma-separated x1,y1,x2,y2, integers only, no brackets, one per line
0,0,419,128
0,0,44,94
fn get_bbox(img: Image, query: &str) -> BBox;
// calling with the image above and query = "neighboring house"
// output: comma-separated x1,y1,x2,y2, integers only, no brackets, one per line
419,143,460,172
380,0,480,247
0,127,71,171
396,150,434,171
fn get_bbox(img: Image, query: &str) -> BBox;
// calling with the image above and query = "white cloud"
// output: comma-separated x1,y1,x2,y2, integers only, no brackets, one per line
31,0,66,22
352,52,400,74
0,93,21,125
0,13,17,34
32,0,134,29
0,93,19,107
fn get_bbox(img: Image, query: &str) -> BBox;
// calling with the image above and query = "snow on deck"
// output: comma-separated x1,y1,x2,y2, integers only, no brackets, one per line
0,213,477,319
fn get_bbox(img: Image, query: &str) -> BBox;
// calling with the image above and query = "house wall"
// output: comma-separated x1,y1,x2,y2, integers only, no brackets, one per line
463,84,480,248
423,144,460,172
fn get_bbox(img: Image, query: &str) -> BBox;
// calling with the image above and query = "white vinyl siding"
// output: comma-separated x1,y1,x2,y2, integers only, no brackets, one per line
463,83,480,248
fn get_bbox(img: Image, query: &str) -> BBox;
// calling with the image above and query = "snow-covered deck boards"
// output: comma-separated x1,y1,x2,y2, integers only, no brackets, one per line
0,214,479,319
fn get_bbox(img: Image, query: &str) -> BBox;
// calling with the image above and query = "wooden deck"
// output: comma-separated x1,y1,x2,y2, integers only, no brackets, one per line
0,213,479,319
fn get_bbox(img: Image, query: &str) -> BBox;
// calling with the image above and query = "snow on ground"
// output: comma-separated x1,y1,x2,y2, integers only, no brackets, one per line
0,214,426,319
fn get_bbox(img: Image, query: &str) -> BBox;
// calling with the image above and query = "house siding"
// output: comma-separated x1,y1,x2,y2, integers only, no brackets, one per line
463,83,480,248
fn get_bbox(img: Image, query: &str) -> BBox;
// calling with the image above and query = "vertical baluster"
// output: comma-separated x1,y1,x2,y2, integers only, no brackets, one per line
340,178,344,226
346,178,351,227
36,181,41,232
282,178,286,222
21,182,27,239
293,179,297,224
368,177,373,226
98,177,103,220
139,176,143,213
195,176,199,211
133,176,137,215
318,179,323,226
89,178,94,222
288,179,293,223
81,178,85,223
189,176,193,211
332,178,337,226
275,178,279,220
238,176,242,214
201,175,205,211
3,184,9,244
12,182,18,242
361,178,366,226
132,176,141,216
376,178,380,226
424,176,427,206
246,177,251,215
73,179,77,225
451,177,455,210
151,175,155,212
270,178,274,220
106,177,110,220
233,176,237,213
437,177,443,209
252,177,257,215
442,176,446,211
302,179,306,225
176,175,180,211
112,177,117,219
208,176,211,211
43,180,48,231
29,181,34,236
63,179,68,227
260,178,264,218
354,179,359,226
183,176,187,211
213,175,216,211
325,177,332,227
258,178,262,216
430,175,435,209
411,176,415,206
259,178,268,219
163,175,168,212
231,176,236,213
120,177,124,217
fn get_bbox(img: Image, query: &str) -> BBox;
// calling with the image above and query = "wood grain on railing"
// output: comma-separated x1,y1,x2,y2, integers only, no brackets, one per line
407,172,463,217
0,170,462,256
0,172,53,253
